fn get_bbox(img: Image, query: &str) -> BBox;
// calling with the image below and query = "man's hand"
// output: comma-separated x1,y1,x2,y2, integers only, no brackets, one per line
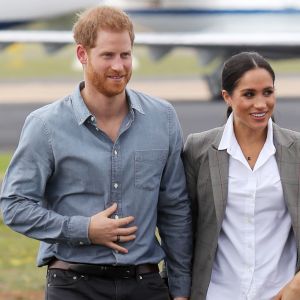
88,203,137,253
274,272,300,300
174,297,188,300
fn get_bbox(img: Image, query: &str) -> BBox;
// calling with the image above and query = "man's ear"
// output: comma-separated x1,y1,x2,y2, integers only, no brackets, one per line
222,90,231,107
76,44,88,65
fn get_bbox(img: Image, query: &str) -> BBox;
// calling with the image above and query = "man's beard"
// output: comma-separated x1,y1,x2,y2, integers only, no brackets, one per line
86,62,131,97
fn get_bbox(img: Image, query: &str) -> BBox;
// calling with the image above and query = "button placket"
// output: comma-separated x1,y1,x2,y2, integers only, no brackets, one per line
111,143,122,218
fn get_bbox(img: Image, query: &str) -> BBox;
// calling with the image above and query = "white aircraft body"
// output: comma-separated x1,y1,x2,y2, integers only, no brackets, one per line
0,0,100,28
105,0,300,33
1,0,300,98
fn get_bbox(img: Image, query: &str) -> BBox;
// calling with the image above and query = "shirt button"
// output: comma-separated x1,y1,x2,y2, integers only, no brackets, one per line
79,241,84,245
114,183,118,189
91,116,95,122
114,150,118,155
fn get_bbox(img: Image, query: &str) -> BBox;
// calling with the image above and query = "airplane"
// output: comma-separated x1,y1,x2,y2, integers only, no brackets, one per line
0,0,100,28
105,0,300,98
1,0,300,99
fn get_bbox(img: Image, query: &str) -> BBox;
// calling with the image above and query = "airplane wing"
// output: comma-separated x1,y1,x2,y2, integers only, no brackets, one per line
1,30,300,51
0,30,73,46
136,32,300,59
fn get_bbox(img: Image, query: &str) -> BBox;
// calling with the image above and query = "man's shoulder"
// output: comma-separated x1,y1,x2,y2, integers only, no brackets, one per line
28,95,72,122
127,88,174,112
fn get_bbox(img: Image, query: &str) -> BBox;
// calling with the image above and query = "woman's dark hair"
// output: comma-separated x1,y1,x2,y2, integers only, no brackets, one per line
222,52,275,118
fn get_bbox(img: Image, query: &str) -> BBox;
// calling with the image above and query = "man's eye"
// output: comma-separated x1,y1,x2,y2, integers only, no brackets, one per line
122,53,131,58
103,53,113,58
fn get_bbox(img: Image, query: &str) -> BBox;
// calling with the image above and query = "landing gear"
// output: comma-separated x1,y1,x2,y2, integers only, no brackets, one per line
205,61,224,101
206,73,222,100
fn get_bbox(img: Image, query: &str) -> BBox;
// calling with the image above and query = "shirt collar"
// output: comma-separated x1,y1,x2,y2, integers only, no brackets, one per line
71,82,145,126
126,88,145,115
218,113,234,151
218,113,275,155
71,82,93,125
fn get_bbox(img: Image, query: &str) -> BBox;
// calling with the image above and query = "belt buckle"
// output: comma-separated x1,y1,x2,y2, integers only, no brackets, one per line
116,265,135,278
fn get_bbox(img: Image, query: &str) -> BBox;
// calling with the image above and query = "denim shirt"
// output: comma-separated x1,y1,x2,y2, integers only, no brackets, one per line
1,82,192,297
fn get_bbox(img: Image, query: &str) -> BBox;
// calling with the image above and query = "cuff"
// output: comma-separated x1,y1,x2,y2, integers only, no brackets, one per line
67,215,91,246
168,275,191,298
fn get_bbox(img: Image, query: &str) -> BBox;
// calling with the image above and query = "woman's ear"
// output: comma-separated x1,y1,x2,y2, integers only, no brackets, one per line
222,90,231,107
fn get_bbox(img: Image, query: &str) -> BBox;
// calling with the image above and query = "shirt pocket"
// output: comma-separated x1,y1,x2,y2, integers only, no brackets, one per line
135,150,168,191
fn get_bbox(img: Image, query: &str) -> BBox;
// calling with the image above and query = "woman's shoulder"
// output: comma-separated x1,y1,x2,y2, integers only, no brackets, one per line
184,126,224,158
185,126,224,146
273,123,300,144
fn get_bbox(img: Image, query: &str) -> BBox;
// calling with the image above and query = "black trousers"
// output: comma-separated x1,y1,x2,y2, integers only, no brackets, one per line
46,269,170,300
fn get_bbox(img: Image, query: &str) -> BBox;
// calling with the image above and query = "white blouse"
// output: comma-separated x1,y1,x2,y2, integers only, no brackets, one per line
207,114,296,300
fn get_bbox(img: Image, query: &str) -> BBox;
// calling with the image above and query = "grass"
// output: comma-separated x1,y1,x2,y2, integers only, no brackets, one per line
0,44,205,80
0,44,80,80
0,219,46,296
1,44,300,81
133,47,214,77
0,152,45,298
0,152,12,181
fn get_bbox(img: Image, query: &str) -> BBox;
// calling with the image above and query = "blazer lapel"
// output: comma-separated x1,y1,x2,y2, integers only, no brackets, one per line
209,128,229,230
274,123,300,268
274,124,299,212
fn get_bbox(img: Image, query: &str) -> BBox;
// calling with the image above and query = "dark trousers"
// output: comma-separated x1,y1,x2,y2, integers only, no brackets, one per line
46,269,170,300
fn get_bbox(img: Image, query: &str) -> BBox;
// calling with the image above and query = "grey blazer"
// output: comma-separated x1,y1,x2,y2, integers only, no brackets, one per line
183,123,300,300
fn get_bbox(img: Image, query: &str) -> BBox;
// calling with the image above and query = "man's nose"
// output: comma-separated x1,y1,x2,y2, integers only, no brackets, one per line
111,57,123,71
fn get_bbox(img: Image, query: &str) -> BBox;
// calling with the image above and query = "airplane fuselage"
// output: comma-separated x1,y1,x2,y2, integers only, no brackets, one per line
0,0,100,28
104,0,300,33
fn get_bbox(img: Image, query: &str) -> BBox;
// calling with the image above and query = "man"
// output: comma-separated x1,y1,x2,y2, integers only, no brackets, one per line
0,6,192,300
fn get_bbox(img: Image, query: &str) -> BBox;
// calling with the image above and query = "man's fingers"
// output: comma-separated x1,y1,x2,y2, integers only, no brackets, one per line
101,203,118,217
106,242,129,254
116,234,136,243
117,226,137,236
116,216,135,226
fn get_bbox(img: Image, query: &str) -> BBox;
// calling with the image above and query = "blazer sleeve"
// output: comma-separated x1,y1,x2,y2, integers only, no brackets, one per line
183,134,199,236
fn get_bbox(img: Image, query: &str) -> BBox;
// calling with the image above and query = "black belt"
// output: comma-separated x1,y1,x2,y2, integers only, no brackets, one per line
48,259,159,279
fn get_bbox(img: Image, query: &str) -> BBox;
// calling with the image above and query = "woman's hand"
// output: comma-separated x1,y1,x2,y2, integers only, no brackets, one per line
274,272,300,300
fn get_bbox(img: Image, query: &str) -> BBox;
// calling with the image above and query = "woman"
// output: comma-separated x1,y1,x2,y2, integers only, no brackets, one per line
183,52,300,300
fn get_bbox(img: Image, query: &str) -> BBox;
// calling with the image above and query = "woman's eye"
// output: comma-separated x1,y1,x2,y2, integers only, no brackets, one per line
264,89,274,96
244,91,254,98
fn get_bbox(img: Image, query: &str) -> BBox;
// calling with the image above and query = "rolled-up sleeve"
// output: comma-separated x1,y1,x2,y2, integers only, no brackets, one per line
157,106,192,298
0,114,90,246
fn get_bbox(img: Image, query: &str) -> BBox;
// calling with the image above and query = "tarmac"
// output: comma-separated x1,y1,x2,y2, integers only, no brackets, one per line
0,75,300,103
